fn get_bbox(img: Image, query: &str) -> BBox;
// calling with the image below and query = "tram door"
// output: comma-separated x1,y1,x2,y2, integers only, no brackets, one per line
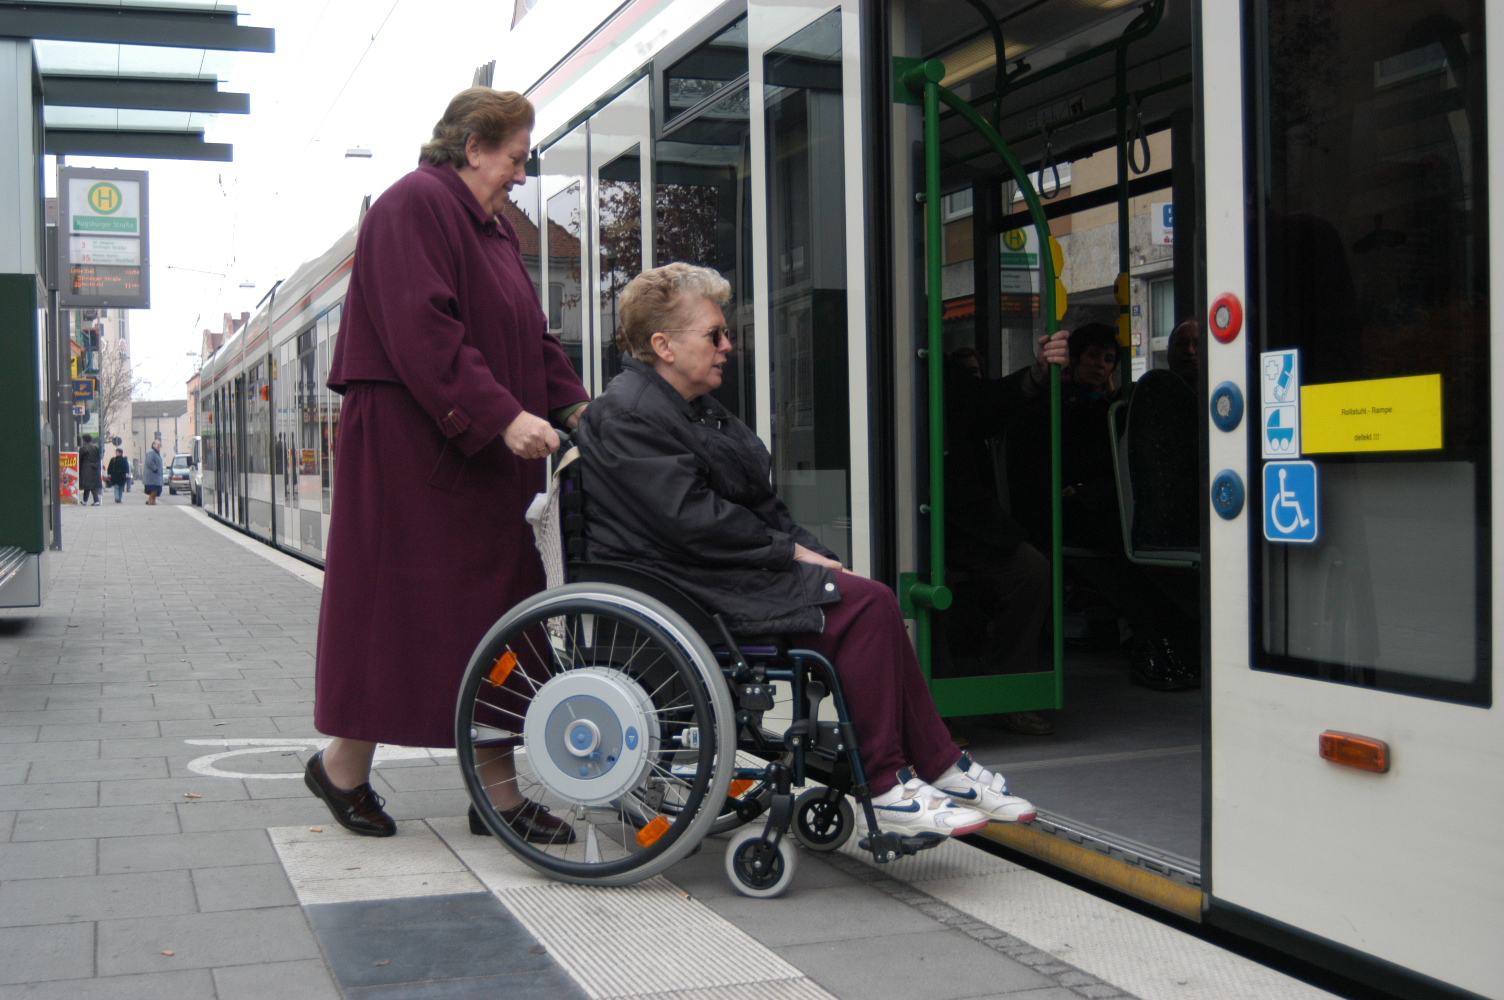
1204,1,1501,994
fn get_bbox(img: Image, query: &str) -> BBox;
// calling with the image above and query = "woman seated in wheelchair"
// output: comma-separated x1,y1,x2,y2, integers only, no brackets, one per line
574,263,1036,839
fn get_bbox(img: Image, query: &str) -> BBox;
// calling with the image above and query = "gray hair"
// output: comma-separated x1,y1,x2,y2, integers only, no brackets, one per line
616,263,732,361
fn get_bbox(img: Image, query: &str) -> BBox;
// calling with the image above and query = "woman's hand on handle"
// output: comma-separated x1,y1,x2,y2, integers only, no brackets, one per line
1031,330,1071,385
793,543,844,573
503,411,561,460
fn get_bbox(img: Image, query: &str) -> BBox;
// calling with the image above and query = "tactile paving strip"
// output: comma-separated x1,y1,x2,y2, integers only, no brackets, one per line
495,877,816,999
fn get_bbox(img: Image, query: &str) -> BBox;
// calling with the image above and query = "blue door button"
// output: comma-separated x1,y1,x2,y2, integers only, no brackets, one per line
1211,469,1245,520
1210,382,1244,432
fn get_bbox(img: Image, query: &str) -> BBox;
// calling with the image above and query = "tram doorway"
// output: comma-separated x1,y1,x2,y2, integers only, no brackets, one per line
893,0,1205,880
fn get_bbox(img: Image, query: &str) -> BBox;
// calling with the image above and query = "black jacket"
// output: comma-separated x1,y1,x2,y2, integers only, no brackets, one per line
575,358,841,635
78,442,102,490
105,455,129,487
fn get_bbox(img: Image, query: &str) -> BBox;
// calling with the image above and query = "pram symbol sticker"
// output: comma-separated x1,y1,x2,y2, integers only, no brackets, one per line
1260,349,1301,458
1263,460,1318,544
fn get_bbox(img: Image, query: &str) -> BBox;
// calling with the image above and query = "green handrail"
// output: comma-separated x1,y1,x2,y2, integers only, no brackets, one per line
898,58,1063,706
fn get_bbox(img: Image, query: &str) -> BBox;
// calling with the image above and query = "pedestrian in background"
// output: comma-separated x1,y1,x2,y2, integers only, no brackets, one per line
77,434,102,506
106,448,129,503
142,440,164,505
305,87,589,840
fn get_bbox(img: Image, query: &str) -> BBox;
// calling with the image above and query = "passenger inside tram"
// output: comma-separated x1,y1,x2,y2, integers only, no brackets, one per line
935,337,1065,737
962,320,1201,694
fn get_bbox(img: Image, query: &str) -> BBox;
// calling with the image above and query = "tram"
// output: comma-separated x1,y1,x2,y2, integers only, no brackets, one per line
197,1,1499,997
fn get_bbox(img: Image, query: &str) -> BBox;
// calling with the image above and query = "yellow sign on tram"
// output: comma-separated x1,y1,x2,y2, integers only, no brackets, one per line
1300,374,1443,453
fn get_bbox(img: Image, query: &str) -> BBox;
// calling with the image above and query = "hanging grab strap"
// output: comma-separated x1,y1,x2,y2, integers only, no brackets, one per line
1039,127,1063,199
1127,97,1151,175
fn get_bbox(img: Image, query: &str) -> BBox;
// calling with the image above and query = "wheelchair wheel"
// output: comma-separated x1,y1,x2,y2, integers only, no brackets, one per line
724,825,798,898
621,748,781,837
792,786,854,852
455,583,737,887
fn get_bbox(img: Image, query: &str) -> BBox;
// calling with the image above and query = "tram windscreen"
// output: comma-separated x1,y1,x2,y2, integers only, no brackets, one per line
1248,0,1490,704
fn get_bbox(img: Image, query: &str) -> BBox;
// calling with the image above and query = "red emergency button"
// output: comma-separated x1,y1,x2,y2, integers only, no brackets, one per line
1209,292,1243,343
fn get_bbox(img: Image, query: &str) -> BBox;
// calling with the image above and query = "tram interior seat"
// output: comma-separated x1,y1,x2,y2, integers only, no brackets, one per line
1109,370,1201,568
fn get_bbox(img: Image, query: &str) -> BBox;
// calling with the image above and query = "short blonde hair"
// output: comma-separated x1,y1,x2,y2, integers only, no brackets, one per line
420,88,535,168
617,263,732,361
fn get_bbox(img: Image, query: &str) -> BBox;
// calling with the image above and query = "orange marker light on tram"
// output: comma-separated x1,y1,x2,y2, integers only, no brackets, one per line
1318,731,1389,773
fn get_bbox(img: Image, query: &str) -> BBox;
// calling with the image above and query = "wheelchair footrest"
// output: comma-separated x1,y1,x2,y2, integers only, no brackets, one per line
858,831,949,863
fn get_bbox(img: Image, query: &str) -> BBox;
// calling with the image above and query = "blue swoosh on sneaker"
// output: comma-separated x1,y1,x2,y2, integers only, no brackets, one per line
941,787,978,801
876,800,922,813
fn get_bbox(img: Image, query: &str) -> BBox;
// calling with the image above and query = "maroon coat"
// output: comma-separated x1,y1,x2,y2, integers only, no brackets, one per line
314,163,588,748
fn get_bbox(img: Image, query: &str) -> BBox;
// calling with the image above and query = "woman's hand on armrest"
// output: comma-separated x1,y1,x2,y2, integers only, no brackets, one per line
794,543,844,573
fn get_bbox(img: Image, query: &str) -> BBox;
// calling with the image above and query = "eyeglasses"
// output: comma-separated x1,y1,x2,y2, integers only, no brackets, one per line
660,325,735,347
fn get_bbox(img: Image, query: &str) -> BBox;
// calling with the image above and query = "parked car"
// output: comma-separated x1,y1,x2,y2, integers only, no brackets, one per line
169,454,193,499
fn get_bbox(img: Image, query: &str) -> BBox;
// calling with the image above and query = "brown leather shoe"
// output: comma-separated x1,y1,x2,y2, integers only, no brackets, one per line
304,750,396,837
469,802,576,845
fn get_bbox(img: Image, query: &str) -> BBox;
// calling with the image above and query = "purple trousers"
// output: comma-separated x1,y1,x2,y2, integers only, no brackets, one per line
789,574,961,796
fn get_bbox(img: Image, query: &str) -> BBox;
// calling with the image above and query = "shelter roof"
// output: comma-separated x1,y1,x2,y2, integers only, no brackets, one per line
0,1,274,161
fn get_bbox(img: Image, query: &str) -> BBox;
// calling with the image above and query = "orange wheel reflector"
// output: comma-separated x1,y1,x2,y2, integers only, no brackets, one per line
636,815,671,847
728,779,754,798
488,651,518,687
1319,731,1389,773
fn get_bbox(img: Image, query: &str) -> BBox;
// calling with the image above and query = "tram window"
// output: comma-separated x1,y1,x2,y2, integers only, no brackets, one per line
318,312,334,515
297,327,319,516
1149,277,1174,370
542,123,588,385
654,83,754,422
661,12,748,130
765,9,850,565
326,307,341,509
1248,0,1490,705
598,144,641,385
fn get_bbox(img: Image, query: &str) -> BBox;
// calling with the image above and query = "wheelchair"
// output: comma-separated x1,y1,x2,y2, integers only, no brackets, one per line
454,436,949,898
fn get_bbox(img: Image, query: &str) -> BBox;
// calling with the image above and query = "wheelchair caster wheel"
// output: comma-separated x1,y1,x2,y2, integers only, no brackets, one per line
792,787,853,852
724,826,797,898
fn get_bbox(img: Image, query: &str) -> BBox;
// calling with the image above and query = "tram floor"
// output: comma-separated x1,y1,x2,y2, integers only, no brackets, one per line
957,649,1203,866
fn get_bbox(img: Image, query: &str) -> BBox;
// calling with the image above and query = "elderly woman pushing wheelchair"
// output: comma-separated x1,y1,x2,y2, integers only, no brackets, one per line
574,263,1036,839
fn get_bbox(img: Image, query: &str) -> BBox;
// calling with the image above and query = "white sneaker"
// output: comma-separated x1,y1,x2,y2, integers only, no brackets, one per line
933,753,1037,823
868,767,989,838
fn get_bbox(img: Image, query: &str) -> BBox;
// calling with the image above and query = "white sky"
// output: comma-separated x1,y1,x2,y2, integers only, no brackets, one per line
46,0,598,400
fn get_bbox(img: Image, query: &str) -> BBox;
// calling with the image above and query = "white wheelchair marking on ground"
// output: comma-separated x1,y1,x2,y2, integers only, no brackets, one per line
184,738,455,779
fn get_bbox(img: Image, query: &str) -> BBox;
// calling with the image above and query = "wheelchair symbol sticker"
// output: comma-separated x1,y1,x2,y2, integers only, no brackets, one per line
1263,461,1319,544
1260,350,1301,458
